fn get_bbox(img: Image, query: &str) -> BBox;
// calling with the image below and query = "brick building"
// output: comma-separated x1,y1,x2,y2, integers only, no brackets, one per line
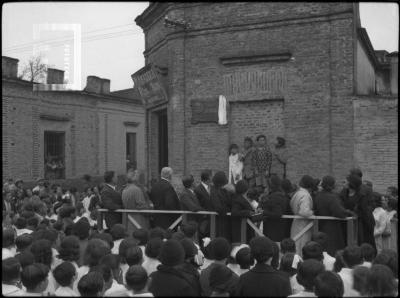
2,56,145,185
133,2,398,192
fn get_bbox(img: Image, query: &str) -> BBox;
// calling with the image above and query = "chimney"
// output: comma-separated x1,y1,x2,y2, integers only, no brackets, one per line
2,56,19,78
84,76,102,93
101,79,110,94
47,68,65,84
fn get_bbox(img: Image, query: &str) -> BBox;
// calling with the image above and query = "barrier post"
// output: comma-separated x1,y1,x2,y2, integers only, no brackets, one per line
182,214,187,225
210,214,216,239
347,217,354,246
240,218,247,243
313,218,319,235
122,212,128,230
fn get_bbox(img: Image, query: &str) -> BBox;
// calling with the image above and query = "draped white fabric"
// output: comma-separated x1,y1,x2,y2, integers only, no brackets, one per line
218,95,227,125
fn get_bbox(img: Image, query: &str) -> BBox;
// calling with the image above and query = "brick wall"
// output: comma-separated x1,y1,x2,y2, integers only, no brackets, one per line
353,96,398,193
2,79,145,184
138,3,392,187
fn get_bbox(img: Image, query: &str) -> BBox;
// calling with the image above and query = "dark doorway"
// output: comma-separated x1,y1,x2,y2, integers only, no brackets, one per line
126,132,137,171
157,109,168,173
44,131,65,179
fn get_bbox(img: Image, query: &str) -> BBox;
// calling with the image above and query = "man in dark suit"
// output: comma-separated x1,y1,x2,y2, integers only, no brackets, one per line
194,170,213,211
231,180,256,243
149,167,180,230
100,170,123,230
180,175,204,223
194,170,214,239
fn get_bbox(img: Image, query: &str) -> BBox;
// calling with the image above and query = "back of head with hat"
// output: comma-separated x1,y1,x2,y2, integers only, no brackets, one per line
321,175,336,192
110,224,127,241
299,175,315,190
212,172,228,188
210,237,231,261
346,174,362,191
159,239,185,267
281,179,294,194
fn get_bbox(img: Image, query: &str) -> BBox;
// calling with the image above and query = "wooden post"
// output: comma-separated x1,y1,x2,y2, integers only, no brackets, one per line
313,218,319,235
347,218,354,246
240,218,247,243
210,214,216,239
182,214,187,225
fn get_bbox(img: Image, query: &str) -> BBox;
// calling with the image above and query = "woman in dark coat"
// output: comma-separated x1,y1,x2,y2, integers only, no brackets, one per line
261,175,292,242
314,176,352,255
231,180,255,243
210,171,232,242
340,174,376,250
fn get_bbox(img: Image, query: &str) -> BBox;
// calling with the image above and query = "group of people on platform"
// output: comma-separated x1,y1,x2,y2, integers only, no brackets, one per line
228,135,287,186
2,155,398,296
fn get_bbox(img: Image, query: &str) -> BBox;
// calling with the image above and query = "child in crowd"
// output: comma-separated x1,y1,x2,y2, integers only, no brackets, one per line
2,228,17,260
15,233,33,253
100,254,126,296
338,245,363,297
228,244,253,276
53,261,78,296
20,263,50,296
13,217,33,236
366,264,397,297
200,237,214,272
200,237,238,297
77,271,105,297
110,224,127,255
141,238,162,276
352,265,369,296
126,246,144,267
279,252,302,294
314,271,344,297
235,236,291,297
360,243,376,268
125,265,153,297
280,238,298,257
2,257,24,296
289,259,325,297
74,238,111,293
209,264,237,297
312,232,336,271
118,238,139,284
132,228,149,262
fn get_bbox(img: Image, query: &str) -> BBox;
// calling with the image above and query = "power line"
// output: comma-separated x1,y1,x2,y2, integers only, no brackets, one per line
4,22,138,51
3,29,142,54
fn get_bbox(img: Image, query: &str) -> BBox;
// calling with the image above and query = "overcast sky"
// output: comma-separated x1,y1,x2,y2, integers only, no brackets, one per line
2,2,399,91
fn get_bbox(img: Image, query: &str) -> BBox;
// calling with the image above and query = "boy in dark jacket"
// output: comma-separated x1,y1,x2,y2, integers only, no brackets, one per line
235,236,291,297
149,239,197,296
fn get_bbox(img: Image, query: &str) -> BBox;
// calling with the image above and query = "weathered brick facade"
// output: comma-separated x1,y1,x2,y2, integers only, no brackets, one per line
135,2,397,191
353,96,398,192
2,65,145,184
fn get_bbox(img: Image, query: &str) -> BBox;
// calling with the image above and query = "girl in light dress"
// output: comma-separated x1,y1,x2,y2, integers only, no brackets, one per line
228,144,243,185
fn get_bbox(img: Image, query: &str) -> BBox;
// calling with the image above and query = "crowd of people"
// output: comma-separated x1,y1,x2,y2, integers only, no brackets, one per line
2,158,398,296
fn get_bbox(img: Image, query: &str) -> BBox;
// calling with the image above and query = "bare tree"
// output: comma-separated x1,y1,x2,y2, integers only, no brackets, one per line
18,53,48,83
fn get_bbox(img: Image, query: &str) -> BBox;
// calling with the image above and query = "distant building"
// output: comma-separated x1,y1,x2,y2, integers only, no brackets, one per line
2,56,145,184
133,2,397,192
